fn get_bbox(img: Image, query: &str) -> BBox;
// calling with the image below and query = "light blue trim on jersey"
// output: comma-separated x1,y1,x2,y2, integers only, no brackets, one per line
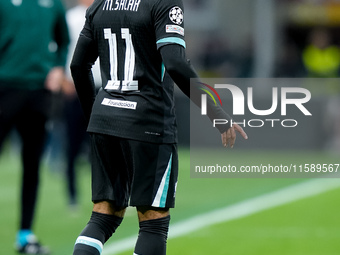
161,62,166,82
152,153,173,208
75,236,103,254
157,37,186,48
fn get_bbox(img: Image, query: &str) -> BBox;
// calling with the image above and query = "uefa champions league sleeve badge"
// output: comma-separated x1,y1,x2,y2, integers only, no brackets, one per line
169,6,184,25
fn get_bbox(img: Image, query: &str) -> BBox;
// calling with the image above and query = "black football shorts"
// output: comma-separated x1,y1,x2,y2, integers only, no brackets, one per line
90,133,178,208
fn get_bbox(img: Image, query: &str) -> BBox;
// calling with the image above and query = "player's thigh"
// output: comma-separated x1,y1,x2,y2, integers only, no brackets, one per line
93,200,127,218
136,206,169,222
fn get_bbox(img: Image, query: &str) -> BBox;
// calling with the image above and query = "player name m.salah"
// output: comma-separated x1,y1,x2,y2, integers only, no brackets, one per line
103,0,142,12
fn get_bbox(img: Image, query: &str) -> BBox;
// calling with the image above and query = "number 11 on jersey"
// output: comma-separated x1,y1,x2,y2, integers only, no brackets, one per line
104,28,138,92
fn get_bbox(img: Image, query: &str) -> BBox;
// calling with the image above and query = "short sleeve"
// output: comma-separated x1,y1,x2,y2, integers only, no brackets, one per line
153,0,186,50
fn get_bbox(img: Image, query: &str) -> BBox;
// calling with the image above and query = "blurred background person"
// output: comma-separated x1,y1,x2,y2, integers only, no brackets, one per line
302,28,340,78
302,28,340,151
0,0,69,254
62,0,101,209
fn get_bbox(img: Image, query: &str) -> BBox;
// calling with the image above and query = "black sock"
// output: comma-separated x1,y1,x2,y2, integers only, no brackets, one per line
73,211,123,255
134,215,170,255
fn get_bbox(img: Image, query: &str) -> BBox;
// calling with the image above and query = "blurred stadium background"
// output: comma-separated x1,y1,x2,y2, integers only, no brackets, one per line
1,0,340,254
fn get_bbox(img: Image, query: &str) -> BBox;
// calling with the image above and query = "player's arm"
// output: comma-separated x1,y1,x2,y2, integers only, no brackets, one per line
70,33,98,123
160,44,248,147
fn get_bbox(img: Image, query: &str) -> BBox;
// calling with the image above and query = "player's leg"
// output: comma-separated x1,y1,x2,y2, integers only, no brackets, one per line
134,206,171,255
73,134,132,254
73,201,125,255
130,142,178,255
15,89,51,254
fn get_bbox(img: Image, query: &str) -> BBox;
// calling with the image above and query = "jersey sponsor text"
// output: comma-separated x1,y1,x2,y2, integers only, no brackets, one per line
101,98,137,110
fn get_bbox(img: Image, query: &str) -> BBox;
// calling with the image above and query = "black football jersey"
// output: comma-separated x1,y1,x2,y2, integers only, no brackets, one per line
82,0,186,143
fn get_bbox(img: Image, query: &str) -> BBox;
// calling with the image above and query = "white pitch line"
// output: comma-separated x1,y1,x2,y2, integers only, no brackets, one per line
103,178,340,255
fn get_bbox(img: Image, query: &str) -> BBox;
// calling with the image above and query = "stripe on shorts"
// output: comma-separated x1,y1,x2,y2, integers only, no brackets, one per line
152,153,172,208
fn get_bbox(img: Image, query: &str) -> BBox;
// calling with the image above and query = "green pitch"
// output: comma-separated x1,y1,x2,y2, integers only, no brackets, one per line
0,144,339,255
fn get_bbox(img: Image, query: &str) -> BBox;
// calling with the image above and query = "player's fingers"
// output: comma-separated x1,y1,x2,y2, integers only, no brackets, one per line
221,127,233,148
221,131,228,148
234,124,248,140
229,126,236,149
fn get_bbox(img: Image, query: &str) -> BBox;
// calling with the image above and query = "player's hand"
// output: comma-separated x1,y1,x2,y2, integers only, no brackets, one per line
45,67,64,93
221,124,248,149
61,79,77,98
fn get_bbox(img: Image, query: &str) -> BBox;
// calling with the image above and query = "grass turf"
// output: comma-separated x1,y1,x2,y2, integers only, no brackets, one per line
0,145,339,254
